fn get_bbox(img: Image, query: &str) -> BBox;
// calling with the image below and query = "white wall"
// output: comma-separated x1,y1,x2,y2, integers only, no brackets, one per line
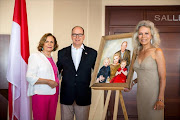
53,0,89,60
26,0,54,54
0,0,14,34
0,0,54,54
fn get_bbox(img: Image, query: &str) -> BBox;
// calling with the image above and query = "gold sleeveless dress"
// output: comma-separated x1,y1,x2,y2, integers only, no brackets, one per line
109,64,121,80
133,56,164,120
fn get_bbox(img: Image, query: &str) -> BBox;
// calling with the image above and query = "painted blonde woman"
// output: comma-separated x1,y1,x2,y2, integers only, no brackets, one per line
109,53,121,81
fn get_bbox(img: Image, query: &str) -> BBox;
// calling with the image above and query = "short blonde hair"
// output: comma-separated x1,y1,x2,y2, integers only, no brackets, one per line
103,57,111,64
132,20,160,54
37,33,58,51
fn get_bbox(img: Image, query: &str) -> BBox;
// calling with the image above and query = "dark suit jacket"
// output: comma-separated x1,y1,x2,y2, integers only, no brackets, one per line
116,49,131,66
57,45,97,106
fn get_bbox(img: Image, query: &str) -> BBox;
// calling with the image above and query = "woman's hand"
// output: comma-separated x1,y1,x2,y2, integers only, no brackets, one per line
99,75,105,82
96,78,100,83
123,87,131,92
35,78,58,88
115,71,120,76
47,80,58,88
124,83,133,92
124,80,136,92
154,100,165,110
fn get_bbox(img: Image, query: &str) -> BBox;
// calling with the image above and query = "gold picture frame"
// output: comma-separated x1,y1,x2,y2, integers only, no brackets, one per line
90,33,136,89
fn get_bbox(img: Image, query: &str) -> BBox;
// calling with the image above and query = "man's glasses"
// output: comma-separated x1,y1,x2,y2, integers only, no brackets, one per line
72,34,84,37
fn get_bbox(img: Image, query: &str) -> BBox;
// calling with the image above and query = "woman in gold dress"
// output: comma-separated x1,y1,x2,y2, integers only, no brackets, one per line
109,53,121,82
125,20,166,120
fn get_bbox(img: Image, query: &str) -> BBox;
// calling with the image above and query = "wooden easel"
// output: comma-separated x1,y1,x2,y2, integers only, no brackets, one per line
91,87,128,120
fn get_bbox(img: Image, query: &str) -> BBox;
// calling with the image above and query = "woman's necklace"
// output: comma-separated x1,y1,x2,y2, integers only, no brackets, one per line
41,51,52,58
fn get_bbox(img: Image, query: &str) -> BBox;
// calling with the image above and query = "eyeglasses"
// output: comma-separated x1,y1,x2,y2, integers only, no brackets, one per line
72,34,84,37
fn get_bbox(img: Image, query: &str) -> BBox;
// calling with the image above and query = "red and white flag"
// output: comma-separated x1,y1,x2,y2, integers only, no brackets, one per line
7,0,31,120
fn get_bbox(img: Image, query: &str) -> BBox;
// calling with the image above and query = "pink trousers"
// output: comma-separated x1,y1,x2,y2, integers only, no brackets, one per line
32,92,58,120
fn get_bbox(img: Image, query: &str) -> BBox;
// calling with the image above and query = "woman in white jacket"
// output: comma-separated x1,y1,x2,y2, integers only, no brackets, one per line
26,33,59,120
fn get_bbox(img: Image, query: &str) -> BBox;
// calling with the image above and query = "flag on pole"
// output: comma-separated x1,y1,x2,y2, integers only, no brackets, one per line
7,0,31,120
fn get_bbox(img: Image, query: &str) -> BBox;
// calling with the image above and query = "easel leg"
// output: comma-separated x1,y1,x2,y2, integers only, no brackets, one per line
101,90,111,120
119,90,128,120
113,90,119,120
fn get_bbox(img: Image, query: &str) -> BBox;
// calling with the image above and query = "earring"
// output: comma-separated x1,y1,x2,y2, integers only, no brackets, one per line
42,48,43,51
151,39,153,44
53,48,55,51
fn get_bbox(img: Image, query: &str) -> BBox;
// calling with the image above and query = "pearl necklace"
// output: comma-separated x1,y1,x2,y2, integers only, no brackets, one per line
41,51,52,58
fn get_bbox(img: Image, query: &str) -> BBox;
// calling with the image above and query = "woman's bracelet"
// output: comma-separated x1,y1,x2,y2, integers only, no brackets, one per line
158,99,164,103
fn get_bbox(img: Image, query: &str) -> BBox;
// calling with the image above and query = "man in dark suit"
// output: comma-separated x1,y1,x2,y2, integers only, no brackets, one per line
115,41,131,67
57,26,97,120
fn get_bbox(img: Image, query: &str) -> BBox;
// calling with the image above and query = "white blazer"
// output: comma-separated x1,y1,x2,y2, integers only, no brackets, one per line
26,51,56,96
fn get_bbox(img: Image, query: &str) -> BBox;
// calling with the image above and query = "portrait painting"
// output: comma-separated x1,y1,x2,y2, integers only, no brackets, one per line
90,33,137,89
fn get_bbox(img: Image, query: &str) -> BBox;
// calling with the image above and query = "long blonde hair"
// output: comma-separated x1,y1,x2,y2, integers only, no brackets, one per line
132,20,160,54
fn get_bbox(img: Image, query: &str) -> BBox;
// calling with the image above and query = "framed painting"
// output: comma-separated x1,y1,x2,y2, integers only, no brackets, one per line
90,33,137,89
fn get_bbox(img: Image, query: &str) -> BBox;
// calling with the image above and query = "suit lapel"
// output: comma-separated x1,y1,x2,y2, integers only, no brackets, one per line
77,46,88,72
123,50,127,59
65,46,76,72
119,51,122,59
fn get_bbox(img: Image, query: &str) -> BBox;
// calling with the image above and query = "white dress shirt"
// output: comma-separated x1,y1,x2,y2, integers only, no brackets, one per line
71,44,84,71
